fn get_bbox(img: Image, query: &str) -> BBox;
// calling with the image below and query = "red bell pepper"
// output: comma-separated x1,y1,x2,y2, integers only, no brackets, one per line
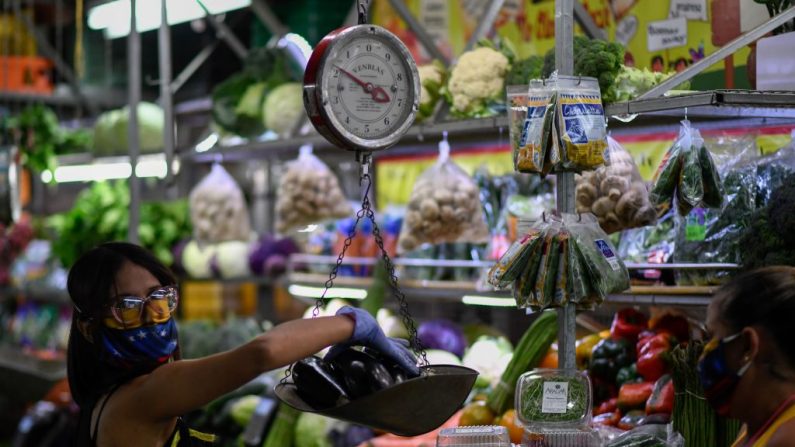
646,375,675,415
595,398,617,416
617,382,655,411
610,309,648,342
593,410,621,427
635,333,673,381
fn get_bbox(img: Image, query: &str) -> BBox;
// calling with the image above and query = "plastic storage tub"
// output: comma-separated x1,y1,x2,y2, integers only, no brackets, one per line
436,426,511,447
515,368,593,428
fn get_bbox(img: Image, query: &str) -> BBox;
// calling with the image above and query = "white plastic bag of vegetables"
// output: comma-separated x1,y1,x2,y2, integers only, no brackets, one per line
575,136,656,234
275,145,352,233
189,164,252,244
397,138,489,253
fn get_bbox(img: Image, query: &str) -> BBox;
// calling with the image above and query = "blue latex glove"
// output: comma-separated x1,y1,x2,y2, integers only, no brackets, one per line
325,306,420,377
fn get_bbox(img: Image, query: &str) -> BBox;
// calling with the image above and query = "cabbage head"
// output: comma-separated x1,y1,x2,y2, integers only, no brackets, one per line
262,82,304,136
93,102,164,155
294,412,334,447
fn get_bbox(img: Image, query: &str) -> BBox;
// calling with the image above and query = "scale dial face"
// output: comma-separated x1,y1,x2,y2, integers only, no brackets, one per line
304,25,420,152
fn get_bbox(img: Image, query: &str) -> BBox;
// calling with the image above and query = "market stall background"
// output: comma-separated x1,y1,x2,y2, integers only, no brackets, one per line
1,0,795,446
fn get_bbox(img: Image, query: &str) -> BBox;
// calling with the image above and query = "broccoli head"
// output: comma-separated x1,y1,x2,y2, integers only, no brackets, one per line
540,36,625,102
740,174,795,269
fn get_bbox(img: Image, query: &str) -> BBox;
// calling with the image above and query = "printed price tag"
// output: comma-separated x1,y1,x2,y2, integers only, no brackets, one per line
595,239,621,271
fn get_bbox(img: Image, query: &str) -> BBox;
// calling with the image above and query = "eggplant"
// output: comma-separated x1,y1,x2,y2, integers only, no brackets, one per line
328,348,395,399
362,347,410,384
291,356,349,409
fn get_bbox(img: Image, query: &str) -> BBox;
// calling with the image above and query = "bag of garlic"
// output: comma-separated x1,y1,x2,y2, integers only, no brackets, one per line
275,145,353,233
189,163,252,244
575,136,656,234
397,136,490,254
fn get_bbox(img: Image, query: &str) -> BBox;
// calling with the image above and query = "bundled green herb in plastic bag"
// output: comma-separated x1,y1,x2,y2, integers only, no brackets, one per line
678,140,705,212
533,224,562,309
565,213,629,297
489,225,545,288
650,129,685,217
700,144,723,208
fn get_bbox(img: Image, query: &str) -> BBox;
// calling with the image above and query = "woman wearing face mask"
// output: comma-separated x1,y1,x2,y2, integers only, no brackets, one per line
700,266,795,447
67,242,418,446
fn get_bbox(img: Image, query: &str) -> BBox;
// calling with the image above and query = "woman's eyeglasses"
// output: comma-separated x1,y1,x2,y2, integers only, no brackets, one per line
108,286,179,327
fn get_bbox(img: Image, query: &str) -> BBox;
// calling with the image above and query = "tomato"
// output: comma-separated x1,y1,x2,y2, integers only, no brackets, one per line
539,349,559,369
496,409,524,444
459,401,495,427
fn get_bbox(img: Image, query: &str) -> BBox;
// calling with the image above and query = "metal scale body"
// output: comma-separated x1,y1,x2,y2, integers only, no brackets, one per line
274,3,477,437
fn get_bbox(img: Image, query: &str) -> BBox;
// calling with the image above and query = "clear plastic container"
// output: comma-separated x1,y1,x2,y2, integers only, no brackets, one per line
523,427,601,447
436,426,511,447
515,368,593,428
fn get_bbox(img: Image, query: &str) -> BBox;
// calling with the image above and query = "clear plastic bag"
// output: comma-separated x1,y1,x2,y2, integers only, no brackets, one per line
576,136,656,234
189,163,251,243
564,213,629,298
397,138,489,253
605,424,684,447
275,145,353,233
555,78,608,172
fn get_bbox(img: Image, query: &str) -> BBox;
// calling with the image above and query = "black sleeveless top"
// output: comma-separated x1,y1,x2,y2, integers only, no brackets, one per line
90,385,216,446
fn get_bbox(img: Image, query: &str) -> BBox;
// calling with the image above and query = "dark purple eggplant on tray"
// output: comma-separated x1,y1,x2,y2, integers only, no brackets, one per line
327,348,396,399
291,356,349,410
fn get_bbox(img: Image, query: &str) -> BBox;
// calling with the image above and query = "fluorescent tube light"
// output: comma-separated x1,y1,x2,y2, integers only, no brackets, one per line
88,0,251,39
40,158,168,183
288,284,367,300
461,295,516,307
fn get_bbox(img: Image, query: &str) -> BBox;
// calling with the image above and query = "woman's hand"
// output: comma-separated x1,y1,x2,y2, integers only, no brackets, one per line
325,306,420,377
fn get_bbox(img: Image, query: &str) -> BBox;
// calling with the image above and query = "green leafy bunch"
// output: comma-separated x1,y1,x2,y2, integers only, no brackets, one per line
47,180,191,268
542,36,625,103
740,174,795,269
4,104,91,174
754,0,794,34
505,55,544,86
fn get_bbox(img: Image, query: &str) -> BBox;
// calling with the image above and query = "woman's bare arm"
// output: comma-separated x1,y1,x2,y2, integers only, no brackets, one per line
123,315,354,421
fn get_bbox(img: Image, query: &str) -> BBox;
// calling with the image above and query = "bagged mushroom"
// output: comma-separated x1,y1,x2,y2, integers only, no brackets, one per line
397,139,489,253
575,136,656,234
275,145,353,233
189,163,252,243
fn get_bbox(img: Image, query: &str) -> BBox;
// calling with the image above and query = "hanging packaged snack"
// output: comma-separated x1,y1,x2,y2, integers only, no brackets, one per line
189,163,252,243
555,77,608,172
576,136,656,234
397,137,490,253
564,213,629,298
509,82,557,174
275,145,353,233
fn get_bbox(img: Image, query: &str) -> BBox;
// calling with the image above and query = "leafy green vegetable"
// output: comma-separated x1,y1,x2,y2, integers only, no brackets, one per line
518,373,589,424
47,180,191,267
506,55,544,86
542,36,625,103
740,174,795,269
92,103,165,156
4,104,92,174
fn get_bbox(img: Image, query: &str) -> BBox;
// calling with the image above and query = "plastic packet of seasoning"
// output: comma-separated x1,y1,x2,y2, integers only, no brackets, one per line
533,228,561,309
565,213,629,298
488,226,544,288
555,79,608,172
552,229,571,307
510,83,557,174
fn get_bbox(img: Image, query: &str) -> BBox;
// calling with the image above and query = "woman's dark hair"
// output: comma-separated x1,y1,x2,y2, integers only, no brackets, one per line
66,242,176,442
717,266,795,367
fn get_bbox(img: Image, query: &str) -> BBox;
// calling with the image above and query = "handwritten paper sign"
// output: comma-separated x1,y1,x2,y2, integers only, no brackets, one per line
669,0,708,21
647,17,688,52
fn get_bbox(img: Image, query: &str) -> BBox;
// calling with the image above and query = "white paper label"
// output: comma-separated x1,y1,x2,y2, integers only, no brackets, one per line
647,17,688,52
542,381,569,414
595,239,621,271
615,15,639,46
669,0,708,21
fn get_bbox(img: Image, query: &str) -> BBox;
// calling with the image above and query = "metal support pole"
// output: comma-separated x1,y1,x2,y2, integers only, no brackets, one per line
128,0,141,244
158,0,176,194
463,0,505,52
555,0,577,372
385,0,449,65
573,1,607,40
13,6,98,115
639,5,795,99
196,0,248,60
169,41,219,96
250,0,288,37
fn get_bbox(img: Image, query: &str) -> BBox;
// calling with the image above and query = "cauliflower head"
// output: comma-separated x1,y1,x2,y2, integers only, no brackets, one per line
447,47,509,116
417,61,446,119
